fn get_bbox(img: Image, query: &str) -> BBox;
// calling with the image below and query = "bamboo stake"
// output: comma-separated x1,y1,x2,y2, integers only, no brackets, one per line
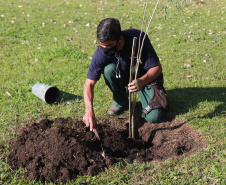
135,0,160,79
131,92,135,138
129,37,137,138
129,0,160,139
131,0,160,117
137,0,149,64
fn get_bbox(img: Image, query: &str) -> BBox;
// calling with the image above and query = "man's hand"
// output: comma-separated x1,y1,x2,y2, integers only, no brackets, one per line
128,79,143,92
128,62,163,92
83,111,96,131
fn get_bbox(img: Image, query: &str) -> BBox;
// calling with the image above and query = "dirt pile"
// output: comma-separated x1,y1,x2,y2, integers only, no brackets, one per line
7,117,205,183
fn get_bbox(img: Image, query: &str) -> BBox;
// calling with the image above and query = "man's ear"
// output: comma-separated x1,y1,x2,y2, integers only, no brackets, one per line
117,35,124,51
117,35,123,45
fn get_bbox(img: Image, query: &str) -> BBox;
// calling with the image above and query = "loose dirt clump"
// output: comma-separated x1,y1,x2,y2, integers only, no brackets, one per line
7,117,206,183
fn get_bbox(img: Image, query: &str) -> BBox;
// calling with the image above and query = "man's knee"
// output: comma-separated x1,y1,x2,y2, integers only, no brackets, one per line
104,63,116,79
144,108,164,123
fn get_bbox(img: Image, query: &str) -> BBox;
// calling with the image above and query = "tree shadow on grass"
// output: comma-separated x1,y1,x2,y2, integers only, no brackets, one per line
166,87,225,120
58,91,83,104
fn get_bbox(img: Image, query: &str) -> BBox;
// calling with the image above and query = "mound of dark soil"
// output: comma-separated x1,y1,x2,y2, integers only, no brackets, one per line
7,117,205,183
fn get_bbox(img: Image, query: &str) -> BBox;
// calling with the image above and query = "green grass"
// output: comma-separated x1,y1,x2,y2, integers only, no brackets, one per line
0,0,225,184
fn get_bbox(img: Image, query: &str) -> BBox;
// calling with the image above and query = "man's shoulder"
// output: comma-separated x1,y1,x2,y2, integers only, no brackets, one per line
122,28,142,36
92,46,112,64
92,46,105,61
122,28,149,43
93,46,103,57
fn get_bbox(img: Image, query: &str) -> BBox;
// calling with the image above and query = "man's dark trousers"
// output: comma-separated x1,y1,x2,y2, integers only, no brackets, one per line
104,63,164,123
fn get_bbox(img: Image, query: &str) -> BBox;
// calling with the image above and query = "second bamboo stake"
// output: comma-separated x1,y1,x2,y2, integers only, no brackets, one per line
129,37,137,138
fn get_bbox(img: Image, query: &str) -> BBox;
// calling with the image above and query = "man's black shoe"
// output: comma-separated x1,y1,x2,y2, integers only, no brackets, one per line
107,105,128,115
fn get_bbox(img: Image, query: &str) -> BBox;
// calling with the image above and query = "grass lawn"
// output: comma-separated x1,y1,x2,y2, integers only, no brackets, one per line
0,0,225,184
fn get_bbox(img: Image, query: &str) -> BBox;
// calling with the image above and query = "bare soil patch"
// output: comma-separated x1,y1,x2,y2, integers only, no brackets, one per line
7,117,206,183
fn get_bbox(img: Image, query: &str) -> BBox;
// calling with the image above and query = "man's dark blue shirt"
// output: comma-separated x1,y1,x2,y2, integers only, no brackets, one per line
87,28,163,82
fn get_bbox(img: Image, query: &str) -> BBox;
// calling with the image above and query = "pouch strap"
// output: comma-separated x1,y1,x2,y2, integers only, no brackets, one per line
141,102,157,118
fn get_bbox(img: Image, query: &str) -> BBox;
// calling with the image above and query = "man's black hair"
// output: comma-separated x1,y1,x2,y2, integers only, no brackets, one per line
97,18,121,43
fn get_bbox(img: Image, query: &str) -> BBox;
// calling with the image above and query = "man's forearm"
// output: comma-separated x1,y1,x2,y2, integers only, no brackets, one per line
139,62,162,87
83,79,96,112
